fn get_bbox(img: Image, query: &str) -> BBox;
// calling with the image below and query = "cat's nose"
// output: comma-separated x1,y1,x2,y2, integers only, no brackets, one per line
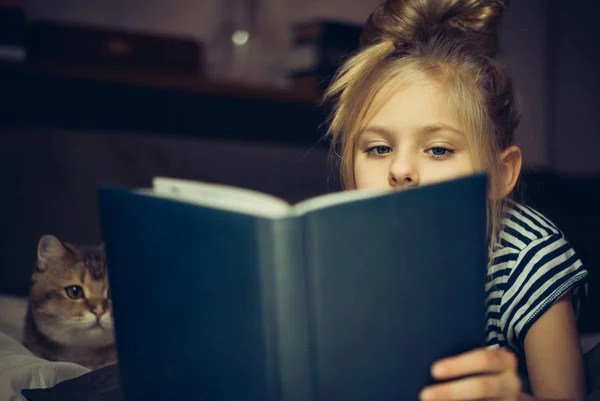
91,307,105,318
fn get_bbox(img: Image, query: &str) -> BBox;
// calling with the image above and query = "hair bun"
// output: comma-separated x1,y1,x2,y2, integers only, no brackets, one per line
360,0,509,56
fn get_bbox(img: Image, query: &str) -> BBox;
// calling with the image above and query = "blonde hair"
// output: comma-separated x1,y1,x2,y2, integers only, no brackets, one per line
324,0,521,251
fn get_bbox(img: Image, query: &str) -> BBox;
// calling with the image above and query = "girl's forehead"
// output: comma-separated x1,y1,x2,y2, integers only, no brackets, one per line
361,78,465,132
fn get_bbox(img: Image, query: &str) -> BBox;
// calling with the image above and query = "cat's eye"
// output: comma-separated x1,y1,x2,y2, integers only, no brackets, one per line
65,285,84,300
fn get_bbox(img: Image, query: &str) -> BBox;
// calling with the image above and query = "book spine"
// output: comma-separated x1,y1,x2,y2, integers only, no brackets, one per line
256,217,313,401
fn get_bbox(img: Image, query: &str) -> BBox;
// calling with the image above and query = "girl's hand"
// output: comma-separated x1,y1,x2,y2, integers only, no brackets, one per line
419,347,522,401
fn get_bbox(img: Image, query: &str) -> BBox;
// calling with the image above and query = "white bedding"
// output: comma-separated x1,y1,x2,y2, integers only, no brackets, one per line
0,295,90,401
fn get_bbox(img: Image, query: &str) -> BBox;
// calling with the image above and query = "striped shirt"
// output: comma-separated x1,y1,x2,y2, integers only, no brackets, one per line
485,201,588,356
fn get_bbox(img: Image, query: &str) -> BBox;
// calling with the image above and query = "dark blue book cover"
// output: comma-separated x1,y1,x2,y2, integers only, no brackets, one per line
97,174,488,401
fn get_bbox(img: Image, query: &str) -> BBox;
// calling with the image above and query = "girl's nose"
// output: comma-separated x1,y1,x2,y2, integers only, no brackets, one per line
388,156,420,188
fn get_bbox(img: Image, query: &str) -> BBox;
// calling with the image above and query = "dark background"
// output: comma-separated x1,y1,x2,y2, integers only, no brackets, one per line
0,0,599,332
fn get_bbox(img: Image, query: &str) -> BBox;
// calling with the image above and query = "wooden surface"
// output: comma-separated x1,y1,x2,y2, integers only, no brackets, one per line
0,61,329,146
15,62,322,103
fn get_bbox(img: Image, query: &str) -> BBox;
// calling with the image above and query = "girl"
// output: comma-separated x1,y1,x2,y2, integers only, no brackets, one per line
324,1,589,401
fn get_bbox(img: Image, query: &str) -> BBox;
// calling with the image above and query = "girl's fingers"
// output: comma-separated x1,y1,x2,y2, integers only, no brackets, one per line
419,371,522,401
431,348,518,380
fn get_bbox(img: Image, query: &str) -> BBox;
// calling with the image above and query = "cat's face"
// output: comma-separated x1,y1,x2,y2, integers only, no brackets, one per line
29,235,114,347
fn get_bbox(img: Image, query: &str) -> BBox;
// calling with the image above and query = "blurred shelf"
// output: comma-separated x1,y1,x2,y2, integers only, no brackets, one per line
0,61,330,147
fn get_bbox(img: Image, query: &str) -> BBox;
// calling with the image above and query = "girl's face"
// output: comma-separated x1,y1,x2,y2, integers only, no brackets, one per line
354,80,477,190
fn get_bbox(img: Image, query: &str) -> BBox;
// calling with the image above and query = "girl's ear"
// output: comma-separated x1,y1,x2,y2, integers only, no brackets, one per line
499,145,522,198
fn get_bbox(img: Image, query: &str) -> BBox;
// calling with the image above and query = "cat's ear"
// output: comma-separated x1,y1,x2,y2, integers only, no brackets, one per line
37,235,68,271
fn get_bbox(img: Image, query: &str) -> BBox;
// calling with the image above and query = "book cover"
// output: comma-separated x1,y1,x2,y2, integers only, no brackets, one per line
97,174,488,401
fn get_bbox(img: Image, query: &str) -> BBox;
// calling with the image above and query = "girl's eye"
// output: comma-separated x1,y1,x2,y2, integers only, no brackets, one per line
367,145,392,155
427,147,453,159
65,285,85,300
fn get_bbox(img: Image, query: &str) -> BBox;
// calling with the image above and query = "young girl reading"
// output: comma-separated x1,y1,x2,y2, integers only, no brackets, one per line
324,1,588,400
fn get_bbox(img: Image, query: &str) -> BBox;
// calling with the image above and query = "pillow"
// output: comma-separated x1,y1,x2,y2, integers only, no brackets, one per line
0,331,90,401
0,294,28,342
21,364,122,401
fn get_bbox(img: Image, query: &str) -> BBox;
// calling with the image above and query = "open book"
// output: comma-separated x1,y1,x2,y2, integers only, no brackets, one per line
97,174,488,401
150,176,393,218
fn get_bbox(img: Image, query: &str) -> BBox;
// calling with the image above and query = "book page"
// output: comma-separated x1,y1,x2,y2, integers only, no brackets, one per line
151,177,292,218
292,188,390,215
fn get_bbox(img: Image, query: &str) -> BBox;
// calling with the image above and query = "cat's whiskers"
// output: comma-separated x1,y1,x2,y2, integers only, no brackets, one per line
33,309,111,346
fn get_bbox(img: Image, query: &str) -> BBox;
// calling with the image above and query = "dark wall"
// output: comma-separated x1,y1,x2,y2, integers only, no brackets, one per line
552,1,600,174
0,129,331,296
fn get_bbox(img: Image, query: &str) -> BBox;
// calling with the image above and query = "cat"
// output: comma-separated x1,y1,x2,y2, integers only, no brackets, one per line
24,234,117,370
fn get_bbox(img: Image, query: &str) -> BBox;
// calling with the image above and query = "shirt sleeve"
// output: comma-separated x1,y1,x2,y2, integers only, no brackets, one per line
500,233,588,351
